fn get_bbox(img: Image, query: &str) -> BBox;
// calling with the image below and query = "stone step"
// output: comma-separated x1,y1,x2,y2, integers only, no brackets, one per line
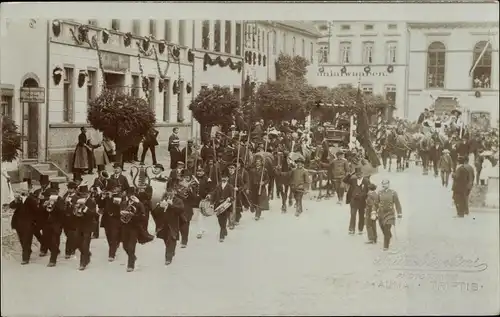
31,164,51,171
39,170,59,178
49,176,67,183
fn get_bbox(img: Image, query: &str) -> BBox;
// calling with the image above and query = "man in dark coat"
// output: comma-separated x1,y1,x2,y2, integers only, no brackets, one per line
110,163,130,192
417,108,429,125
140,127,159,165
452,156,471,218
463,156,475,216
208,171,234,242
167,161,185,189
343,167,371,235
429,140,443,177
169,139,182,170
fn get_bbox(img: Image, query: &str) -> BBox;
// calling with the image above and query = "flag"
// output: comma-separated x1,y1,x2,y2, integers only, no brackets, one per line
469,40,491,77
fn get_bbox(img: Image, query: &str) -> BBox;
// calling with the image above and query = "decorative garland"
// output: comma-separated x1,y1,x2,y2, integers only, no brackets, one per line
173,80,179,94
52,67,63,86
340,66,347,74
203,53,242,73
69,25,89,46
159,40,166,54
77,70,88,88
88,35,107,88
187,50,195,63
124,32,133,47
186,83,192,94
387,65,394,73
102,29,110,44
136,38,153,57
158,79,164,93
52,20,61,37
137,53,150,100
364,66,371,74
263,55,266,67
475,90,481,98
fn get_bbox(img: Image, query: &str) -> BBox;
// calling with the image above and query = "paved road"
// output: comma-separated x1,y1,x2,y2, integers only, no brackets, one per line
2,167,499,316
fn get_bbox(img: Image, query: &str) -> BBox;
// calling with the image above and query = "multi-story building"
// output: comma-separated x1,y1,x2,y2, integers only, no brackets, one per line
407,22,499,126
314,21,409,119
0,18,320,174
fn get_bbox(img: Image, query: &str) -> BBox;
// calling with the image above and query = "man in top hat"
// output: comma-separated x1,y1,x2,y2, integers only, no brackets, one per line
74,182,97,270
167,161,185,189
376,179,402,251
200,140,213,163
452,156,471,218
100,182,123,262
62,181,79,258
177,169,197,248
110,163,130,192
248,156,269,221
9,182,39,264
207,170,234,242
343,166,371,235
33,174,52,257
169,139,182,170
42,181,66,267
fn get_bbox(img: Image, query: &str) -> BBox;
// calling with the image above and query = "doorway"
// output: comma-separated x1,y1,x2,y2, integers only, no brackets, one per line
22,78,40,159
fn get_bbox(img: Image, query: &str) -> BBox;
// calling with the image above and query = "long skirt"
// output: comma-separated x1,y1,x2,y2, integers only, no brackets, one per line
73,145,89,170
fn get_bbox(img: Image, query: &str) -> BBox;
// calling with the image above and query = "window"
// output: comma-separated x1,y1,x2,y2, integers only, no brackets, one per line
427,41,446,88
388,24,397,30
310,42,314,63
340,25,350,31
177,81,185,122
224,20,232,54
471,41,492,88
235,22,242,55
257,29,261,50
262,30,265,52
163,78,170,122
87,70,96,102
272,30,277,55
233,87,241,100
179,20,186,46
362,41,374,64
148,77,155,110
202,20,209,50
63,67,73,122
149,19,157,37
165,20,172,42
88,19,98,26
131,75,140,97
362,84,373,95
339,41,351,64
301,39,305,57
292,37,296,55
250,25,256,49
387,41,397,64
111,19,120,31
132,20,141,36
1,95,13,118
385,85,396,104
319,44,328,63
364,24,374,31
214,20,221,52
282,33,286,53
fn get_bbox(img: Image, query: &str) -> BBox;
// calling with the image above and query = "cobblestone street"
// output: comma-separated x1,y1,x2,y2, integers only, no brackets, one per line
2,167,499,316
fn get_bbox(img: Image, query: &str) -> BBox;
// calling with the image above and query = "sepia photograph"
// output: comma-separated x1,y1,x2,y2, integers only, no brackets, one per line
1,1,499,316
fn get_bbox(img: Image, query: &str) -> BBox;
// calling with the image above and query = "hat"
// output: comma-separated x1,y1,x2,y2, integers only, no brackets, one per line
113,162,121,169
442,149,450,154
78,182,89,194
187,139,194,144
295,158,305,164
66,181,77,189
40,174,50,185
50,181,59,189
196,166,205,172
381,179,390,185
99,171,110,178
221,171,230,178
172,139,180,144
154,163,165,171
126,187,136,195
227,162,236,168
255,122,261,126
230,124,236,129
181,169,192,178
177,161,185,167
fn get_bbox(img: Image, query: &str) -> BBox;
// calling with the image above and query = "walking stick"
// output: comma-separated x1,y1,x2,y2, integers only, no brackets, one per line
258,130,270,196
231,133,243,226
212,138,219,185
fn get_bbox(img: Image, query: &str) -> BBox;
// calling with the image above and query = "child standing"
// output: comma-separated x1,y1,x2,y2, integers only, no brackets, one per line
439,149,453,187
364,183,378,244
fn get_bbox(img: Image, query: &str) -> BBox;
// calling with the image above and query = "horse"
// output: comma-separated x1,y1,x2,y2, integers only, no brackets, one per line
383,129,414,172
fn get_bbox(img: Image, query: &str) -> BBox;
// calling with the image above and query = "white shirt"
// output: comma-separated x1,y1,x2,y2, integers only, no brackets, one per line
356,178,363,186
221,182,227,190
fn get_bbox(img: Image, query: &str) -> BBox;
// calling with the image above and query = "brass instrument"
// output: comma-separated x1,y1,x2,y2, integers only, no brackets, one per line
158,190,175,212
73,194,91,217
100,170,110,180
120,196,138,223
43,195,60,213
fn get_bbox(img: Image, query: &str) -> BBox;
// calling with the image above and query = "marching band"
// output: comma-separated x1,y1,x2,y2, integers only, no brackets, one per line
8,123,389,272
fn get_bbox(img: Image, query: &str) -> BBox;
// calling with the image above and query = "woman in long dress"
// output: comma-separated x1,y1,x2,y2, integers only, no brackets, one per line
1,166,14,207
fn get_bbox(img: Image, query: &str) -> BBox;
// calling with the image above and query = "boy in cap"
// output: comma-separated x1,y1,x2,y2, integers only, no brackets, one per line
275,157,310,217
10,183,39,264
207,170,234,242
439,149,453,187
364,183,379,244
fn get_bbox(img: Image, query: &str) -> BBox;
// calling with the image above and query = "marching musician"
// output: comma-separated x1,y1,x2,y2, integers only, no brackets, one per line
176,169,197,248
167,161,185,189
110,163,130,191
227,160,249,227
73,182,97,270
248,157,269,221
62,181,79,258
120,187,146,272
192,166,212,239
100,183,123,262
204,156,219,186
40,182,65,267
276,158,310,217
91,170,110,239
33,174,51,257
207,171,234,242
154,187,184,265
9,184,39,265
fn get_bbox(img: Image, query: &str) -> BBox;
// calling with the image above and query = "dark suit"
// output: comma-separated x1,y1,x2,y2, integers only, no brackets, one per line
91,178,109,238
463,163,475,215
344,174,371,233
452,164,470,217
109,174,130,192
169,146,182,170
140,129,159,165
10,196,39,262
167,169,182,189
210,182,234,240
429,144,442,176
153,194,184,262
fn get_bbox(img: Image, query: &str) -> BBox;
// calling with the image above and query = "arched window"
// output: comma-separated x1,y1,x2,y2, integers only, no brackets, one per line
471,41,492,88
426,41,446,88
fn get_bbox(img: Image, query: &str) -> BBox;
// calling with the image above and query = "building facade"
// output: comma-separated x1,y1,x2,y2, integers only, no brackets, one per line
314,21,409,119
1,18,320,172
407,22,499,126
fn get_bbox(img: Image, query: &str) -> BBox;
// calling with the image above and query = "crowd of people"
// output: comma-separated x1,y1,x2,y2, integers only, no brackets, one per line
4,117,410,272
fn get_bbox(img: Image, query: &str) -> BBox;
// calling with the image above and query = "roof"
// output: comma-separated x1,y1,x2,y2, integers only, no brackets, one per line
275,21,323,38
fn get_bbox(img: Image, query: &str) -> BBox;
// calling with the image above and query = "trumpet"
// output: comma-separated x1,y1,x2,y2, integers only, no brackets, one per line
43,195,60,213
73,195,91,217
120,198,138,223
158,190,175,212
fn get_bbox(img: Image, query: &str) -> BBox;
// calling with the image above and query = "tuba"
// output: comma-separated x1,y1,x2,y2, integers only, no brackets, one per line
120,197,138,224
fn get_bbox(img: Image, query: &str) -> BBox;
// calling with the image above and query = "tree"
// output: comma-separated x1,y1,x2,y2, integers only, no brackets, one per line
87,89,156,163
189,86,240,140
1,116,22,162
